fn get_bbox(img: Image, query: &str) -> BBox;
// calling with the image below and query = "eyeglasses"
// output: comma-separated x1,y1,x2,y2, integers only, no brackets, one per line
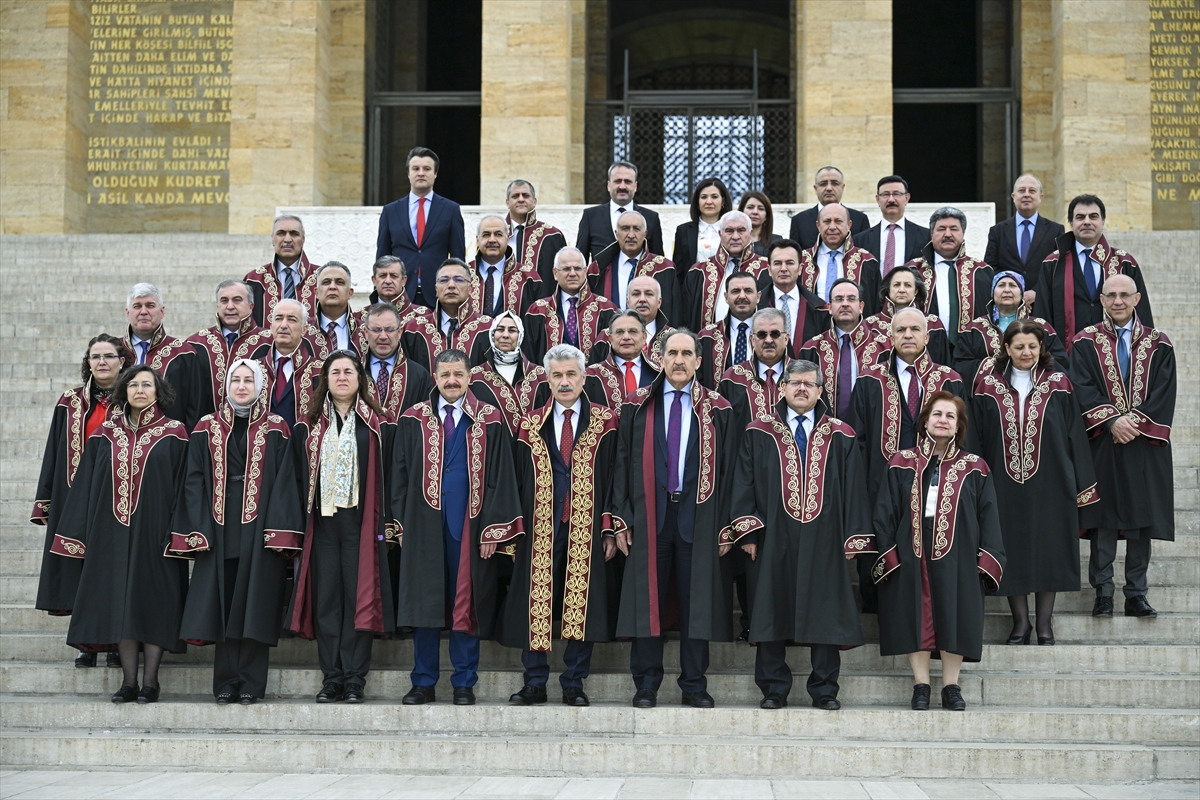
876,191,908,199
754,330,785,340
366,326,399,334
89,354,121,362
555,265,586,273
435,276,469,285
784,380,819,390
1101,292,1136,300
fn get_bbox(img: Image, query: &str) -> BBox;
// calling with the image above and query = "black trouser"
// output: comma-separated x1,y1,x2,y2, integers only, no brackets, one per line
212,558,271,698
630,502,709,695
1090,527,1152,599
755,641,841,702
312,508,373,687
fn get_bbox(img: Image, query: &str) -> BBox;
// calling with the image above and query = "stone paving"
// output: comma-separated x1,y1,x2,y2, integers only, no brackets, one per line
1,772,1198,800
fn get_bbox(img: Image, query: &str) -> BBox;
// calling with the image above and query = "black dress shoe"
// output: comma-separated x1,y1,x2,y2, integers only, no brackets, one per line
941,684,966,711
632,688,657,708
910,683,931,711
760,693,787,710
238,694,258,705
315,683,344,703
215,692,236,705
562,687,590,706
343,685,364,704
402,685,435,705
111,684,139,704
814,696,841,711
1092,596,1114,617
74,651,96,668
681,690,715,708
736,628,750,643
136,684,160,704
1006,627,1031,645
509,684,548,705
1125,595,1158,617
1037,630,1056,646
106,652,122,668
453,687,476,705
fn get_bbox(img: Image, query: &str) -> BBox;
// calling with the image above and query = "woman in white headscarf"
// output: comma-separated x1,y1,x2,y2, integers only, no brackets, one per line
173,359,305,704
468,311,548,434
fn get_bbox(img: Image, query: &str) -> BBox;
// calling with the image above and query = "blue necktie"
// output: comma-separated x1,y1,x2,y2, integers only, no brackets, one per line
282,267,296,300
1082,248,1098,300
734,321,749,365
826,250,838,300
1019,220,1032,263
667,390,683,494
794,415,807,468
138,341,149,365
225,331,237,349
1118,329,1131,384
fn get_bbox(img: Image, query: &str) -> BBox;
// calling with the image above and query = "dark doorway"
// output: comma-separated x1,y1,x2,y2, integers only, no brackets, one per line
893,104,978,203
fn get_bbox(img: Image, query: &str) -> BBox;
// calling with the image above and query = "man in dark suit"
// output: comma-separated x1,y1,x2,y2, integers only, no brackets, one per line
984,174,1065,307
375,147,466,308
576,161,664,262
854,175,930,276
788,166,871,250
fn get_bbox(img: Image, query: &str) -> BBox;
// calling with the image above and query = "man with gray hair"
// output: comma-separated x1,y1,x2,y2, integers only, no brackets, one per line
522,247,618,364
504,179,566,287
983,174,1064,298
719,308,791,426
730,358,869,710
249,298,327,429
186,279,272,420
122,282,197,427
314,261,358,354
904,207,994,358
498,343,621,707
683,209,769,331
469,214,543,318
244,214,317,326
575,161,664,262
789,166,871,250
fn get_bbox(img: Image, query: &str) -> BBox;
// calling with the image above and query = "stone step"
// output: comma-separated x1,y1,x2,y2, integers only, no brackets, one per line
1,728,1193,781
2,664,1196,711
5,628,1197,672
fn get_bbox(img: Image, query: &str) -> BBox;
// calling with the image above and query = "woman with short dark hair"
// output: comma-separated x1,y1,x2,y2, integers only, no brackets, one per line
32,334,131,668
969,320,1099,645
872,391,1006,711
58,364,190,703
673,177,732,269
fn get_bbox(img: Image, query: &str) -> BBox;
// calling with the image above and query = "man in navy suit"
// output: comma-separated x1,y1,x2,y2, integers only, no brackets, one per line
984,174,1065,307
853,175,931,276
375,147,466,308
576,161,664,262
788,166,871,250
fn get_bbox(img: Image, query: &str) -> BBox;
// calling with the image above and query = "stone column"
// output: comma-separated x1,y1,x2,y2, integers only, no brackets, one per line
0,0,88,234
1051,0,1152,230
794,0,893,205
1020,0,1058,212
479,0,586,205
228,0,364,234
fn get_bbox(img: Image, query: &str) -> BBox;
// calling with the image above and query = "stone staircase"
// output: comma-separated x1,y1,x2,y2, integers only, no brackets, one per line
0,232,1197,780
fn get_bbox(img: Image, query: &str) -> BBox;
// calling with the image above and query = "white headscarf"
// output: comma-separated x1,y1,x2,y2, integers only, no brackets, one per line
489,310,525,366
225,358,265,417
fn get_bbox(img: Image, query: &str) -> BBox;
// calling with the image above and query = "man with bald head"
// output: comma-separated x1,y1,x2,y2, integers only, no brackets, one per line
469,214,542,318
522,247,618,364
1070,274,1176,619
984,174,1065,297
684,210,770,332
802,203,881,308
789,166,871,250
589,210,679,323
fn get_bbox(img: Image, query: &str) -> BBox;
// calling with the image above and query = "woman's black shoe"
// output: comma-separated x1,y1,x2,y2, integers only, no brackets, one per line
136,684,160,704
111,684,138,704
910,683,931,710
1037,633,1055,645
1005,627,1031,645
941,684,966,711
75,652,96,668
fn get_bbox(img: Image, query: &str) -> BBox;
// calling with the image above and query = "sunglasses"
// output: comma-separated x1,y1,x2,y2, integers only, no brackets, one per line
754,330,785,340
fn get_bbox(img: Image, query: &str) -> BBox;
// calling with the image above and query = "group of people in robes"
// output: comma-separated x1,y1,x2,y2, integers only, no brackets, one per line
31,168,1176,713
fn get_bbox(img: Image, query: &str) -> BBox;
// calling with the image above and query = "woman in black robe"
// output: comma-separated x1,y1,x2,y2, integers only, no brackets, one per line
285,351,393,704
861,266,950,366
872,391,1005,712
173,359,305,703
57,365,190,703
32,334,130,668
468,311,547,435
969,321,1100,645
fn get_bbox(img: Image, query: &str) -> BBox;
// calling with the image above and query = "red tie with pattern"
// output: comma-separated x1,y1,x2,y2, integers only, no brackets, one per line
416,197,427,247
326,321,338,352
274,356,290,403
623,361,637,396
906,365,921,419
765,367,776,406
375,359,390,403
559,409,574,523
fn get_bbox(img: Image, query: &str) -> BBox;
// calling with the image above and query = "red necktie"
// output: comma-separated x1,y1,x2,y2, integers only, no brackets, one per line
765,367,776,406
884,223,897,274
623,360,637,395
906,365,921,419
559,409,574,523
416,197,427,247
375,359,390,403
274,356,290,403
326,321,338,352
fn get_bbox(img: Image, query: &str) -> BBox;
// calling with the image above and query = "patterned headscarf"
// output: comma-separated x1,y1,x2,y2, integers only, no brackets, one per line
489,310,525,366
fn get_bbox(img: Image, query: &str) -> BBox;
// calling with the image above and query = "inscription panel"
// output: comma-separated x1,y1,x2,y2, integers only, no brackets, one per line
86,0,231,232
1150,0,1200,230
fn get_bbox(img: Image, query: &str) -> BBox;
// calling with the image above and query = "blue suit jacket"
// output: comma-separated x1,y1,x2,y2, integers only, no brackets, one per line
376,192,467,307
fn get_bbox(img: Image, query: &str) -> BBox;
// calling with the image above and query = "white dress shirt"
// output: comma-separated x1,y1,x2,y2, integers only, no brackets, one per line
409,191,433,244
553,398,583,449
933,256,956,330
616,251,642,309
924,467,940,518
773,284,802,335
276,258,303,295
879,220,907,273
787,407,814,444
1011,367,1032,425
815,241,847,302
320,312,351,351
664,380,694,491
609,200,632,232
477,259,505,311
697,219,721,262
757,360,784,383
645,317,658,339
130,334,152,364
